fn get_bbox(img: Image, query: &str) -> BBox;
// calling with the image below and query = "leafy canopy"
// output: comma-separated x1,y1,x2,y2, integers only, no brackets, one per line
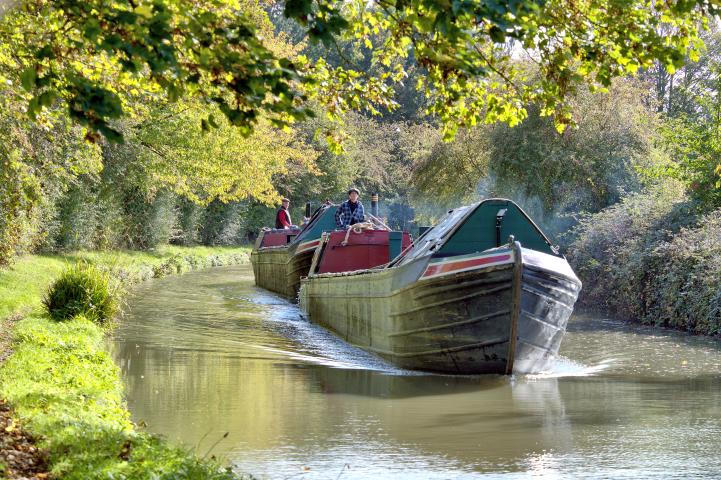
2,0,314,141
128,102,319,205
2,0,716,141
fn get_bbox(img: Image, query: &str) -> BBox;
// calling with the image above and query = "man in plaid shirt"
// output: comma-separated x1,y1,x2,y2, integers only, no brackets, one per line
335,187,365,229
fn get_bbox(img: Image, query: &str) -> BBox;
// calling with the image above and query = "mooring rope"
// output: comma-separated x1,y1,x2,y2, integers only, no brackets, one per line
341,222,376,246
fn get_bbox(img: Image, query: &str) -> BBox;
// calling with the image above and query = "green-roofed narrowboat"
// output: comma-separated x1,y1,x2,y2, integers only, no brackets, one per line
250,204,337,300
299,198,582,375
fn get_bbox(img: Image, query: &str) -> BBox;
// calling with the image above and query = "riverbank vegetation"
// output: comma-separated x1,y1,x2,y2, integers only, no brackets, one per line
569,184,721,335
0,247,250,479
565,29,721,333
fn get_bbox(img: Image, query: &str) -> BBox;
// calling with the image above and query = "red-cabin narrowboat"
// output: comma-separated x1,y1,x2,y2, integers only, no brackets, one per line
251,196,413,301
250,204,336,300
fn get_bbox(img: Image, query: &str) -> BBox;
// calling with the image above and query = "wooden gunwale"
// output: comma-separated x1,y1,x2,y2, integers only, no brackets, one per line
521,310,566,331
387,308,511,337
256,245,291,251
389,282,512,316
306,260,514,298
302,279,512,305
411,273,515,300
523,278,577,297
520,285,575,310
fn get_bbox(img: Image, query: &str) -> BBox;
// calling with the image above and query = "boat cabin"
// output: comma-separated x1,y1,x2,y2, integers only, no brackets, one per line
395,198,558,266
256,227,302,248
313,229,413,274
254,204,337,251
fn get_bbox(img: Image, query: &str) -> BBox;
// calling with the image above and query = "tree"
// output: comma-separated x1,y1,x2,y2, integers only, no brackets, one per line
409,79,664,216
642,27,721,207
1,0,715,142
127,102,319,205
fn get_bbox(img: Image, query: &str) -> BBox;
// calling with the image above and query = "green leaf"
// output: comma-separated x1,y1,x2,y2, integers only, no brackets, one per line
37,90,57,108
489,26,506,43
83,18,102,42
20,67,36,91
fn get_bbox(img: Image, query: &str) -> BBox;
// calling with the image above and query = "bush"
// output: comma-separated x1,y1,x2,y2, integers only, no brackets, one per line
43,263,119,325
642,211,721,334
175,199,203,245
122,189,179,249
567,180,721,334
52,181,102,251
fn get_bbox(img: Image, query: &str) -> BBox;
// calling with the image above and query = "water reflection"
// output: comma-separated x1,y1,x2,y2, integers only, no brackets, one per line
112,265,721,479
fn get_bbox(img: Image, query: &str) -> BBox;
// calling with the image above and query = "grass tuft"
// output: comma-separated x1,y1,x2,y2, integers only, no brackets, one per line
43,263,120,325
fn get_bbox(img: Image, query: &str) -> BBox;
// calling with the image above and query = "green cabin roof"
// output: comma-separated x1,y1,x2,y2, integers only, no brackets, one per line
398,199,557,264
291,204,337,245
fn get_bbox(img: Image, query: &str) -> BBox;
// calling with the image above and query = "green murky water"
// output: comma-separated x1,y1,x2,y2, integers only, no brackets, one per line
112,265,721,479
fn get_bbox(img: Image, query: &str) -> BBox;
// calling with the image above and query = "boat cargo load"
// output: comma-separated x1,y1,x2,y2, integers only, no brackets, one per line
299,198,582,375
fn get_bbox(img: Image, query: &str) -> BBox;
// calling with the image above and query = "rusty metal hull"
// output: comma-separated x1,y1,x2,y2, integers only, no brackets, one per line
250,247,314,300
299,246,581,375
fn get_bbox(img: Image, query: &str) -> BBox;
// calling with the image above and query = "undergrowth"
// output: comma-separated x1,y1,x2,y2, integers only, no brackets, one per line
568,181,721,335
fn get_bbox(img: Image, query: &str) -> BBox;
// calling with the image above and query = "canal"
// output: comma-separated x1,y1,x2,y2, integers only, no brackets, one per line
112,265,721,479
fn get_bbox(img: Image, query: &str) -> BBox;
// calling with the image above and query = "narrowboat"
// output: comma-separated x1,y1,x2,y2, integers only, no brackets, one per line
250,203,337,299
299,198,582,375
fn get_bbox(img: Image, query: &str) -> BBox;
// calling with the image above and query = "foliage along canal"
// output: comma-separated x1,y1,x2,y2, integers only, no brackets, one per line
112,264,721,479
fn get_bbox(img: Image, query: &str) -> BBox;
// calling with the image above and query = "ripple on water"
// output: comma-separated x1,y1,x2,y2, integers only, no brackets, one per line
113,266,721,479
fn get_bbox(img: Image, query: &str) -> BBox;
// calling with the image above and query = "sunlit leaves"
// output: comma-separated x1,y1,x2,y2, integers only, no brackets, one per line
2,0,314,141
130,102,319,205
0,0,714,143
286,0,709,137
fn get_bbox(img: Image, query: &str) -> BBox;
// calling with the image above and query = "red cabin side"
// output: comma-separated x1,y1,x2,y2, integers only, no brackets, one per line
260,228,300,247
317,230,412,274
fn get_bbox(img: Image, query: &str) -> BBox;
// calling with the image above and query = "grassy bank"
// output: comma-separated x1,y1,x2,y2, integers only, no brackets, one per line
0,246,251,320
568,182,721,335
0,246,252,479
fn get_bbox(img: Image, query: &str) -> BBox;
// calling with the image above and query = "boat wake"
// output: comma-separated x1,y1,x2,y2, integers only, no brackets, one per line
525,356,613,379
248,288,406,373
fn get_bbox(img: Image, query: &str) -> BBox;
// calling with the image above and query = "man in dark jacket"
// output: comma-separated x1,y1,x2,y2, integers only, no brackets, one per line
275,198,292,229
335,188,365,229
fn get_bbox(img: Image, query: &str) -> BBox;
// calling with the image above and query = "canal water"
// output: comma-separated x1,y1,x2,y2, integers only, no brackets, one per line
111,265,721,479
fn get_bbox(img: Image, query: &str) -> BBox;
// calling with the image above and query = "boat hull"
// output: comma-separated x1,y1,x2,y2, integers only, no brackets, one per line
250,247,315,300
513,249,581,373
300,245,581,375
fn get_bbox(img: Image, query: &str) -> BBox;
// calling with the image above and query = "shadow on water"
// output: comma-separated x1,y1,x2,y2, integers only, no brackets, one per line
570,310,721,352
309,367,510,399
112,264,721,479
